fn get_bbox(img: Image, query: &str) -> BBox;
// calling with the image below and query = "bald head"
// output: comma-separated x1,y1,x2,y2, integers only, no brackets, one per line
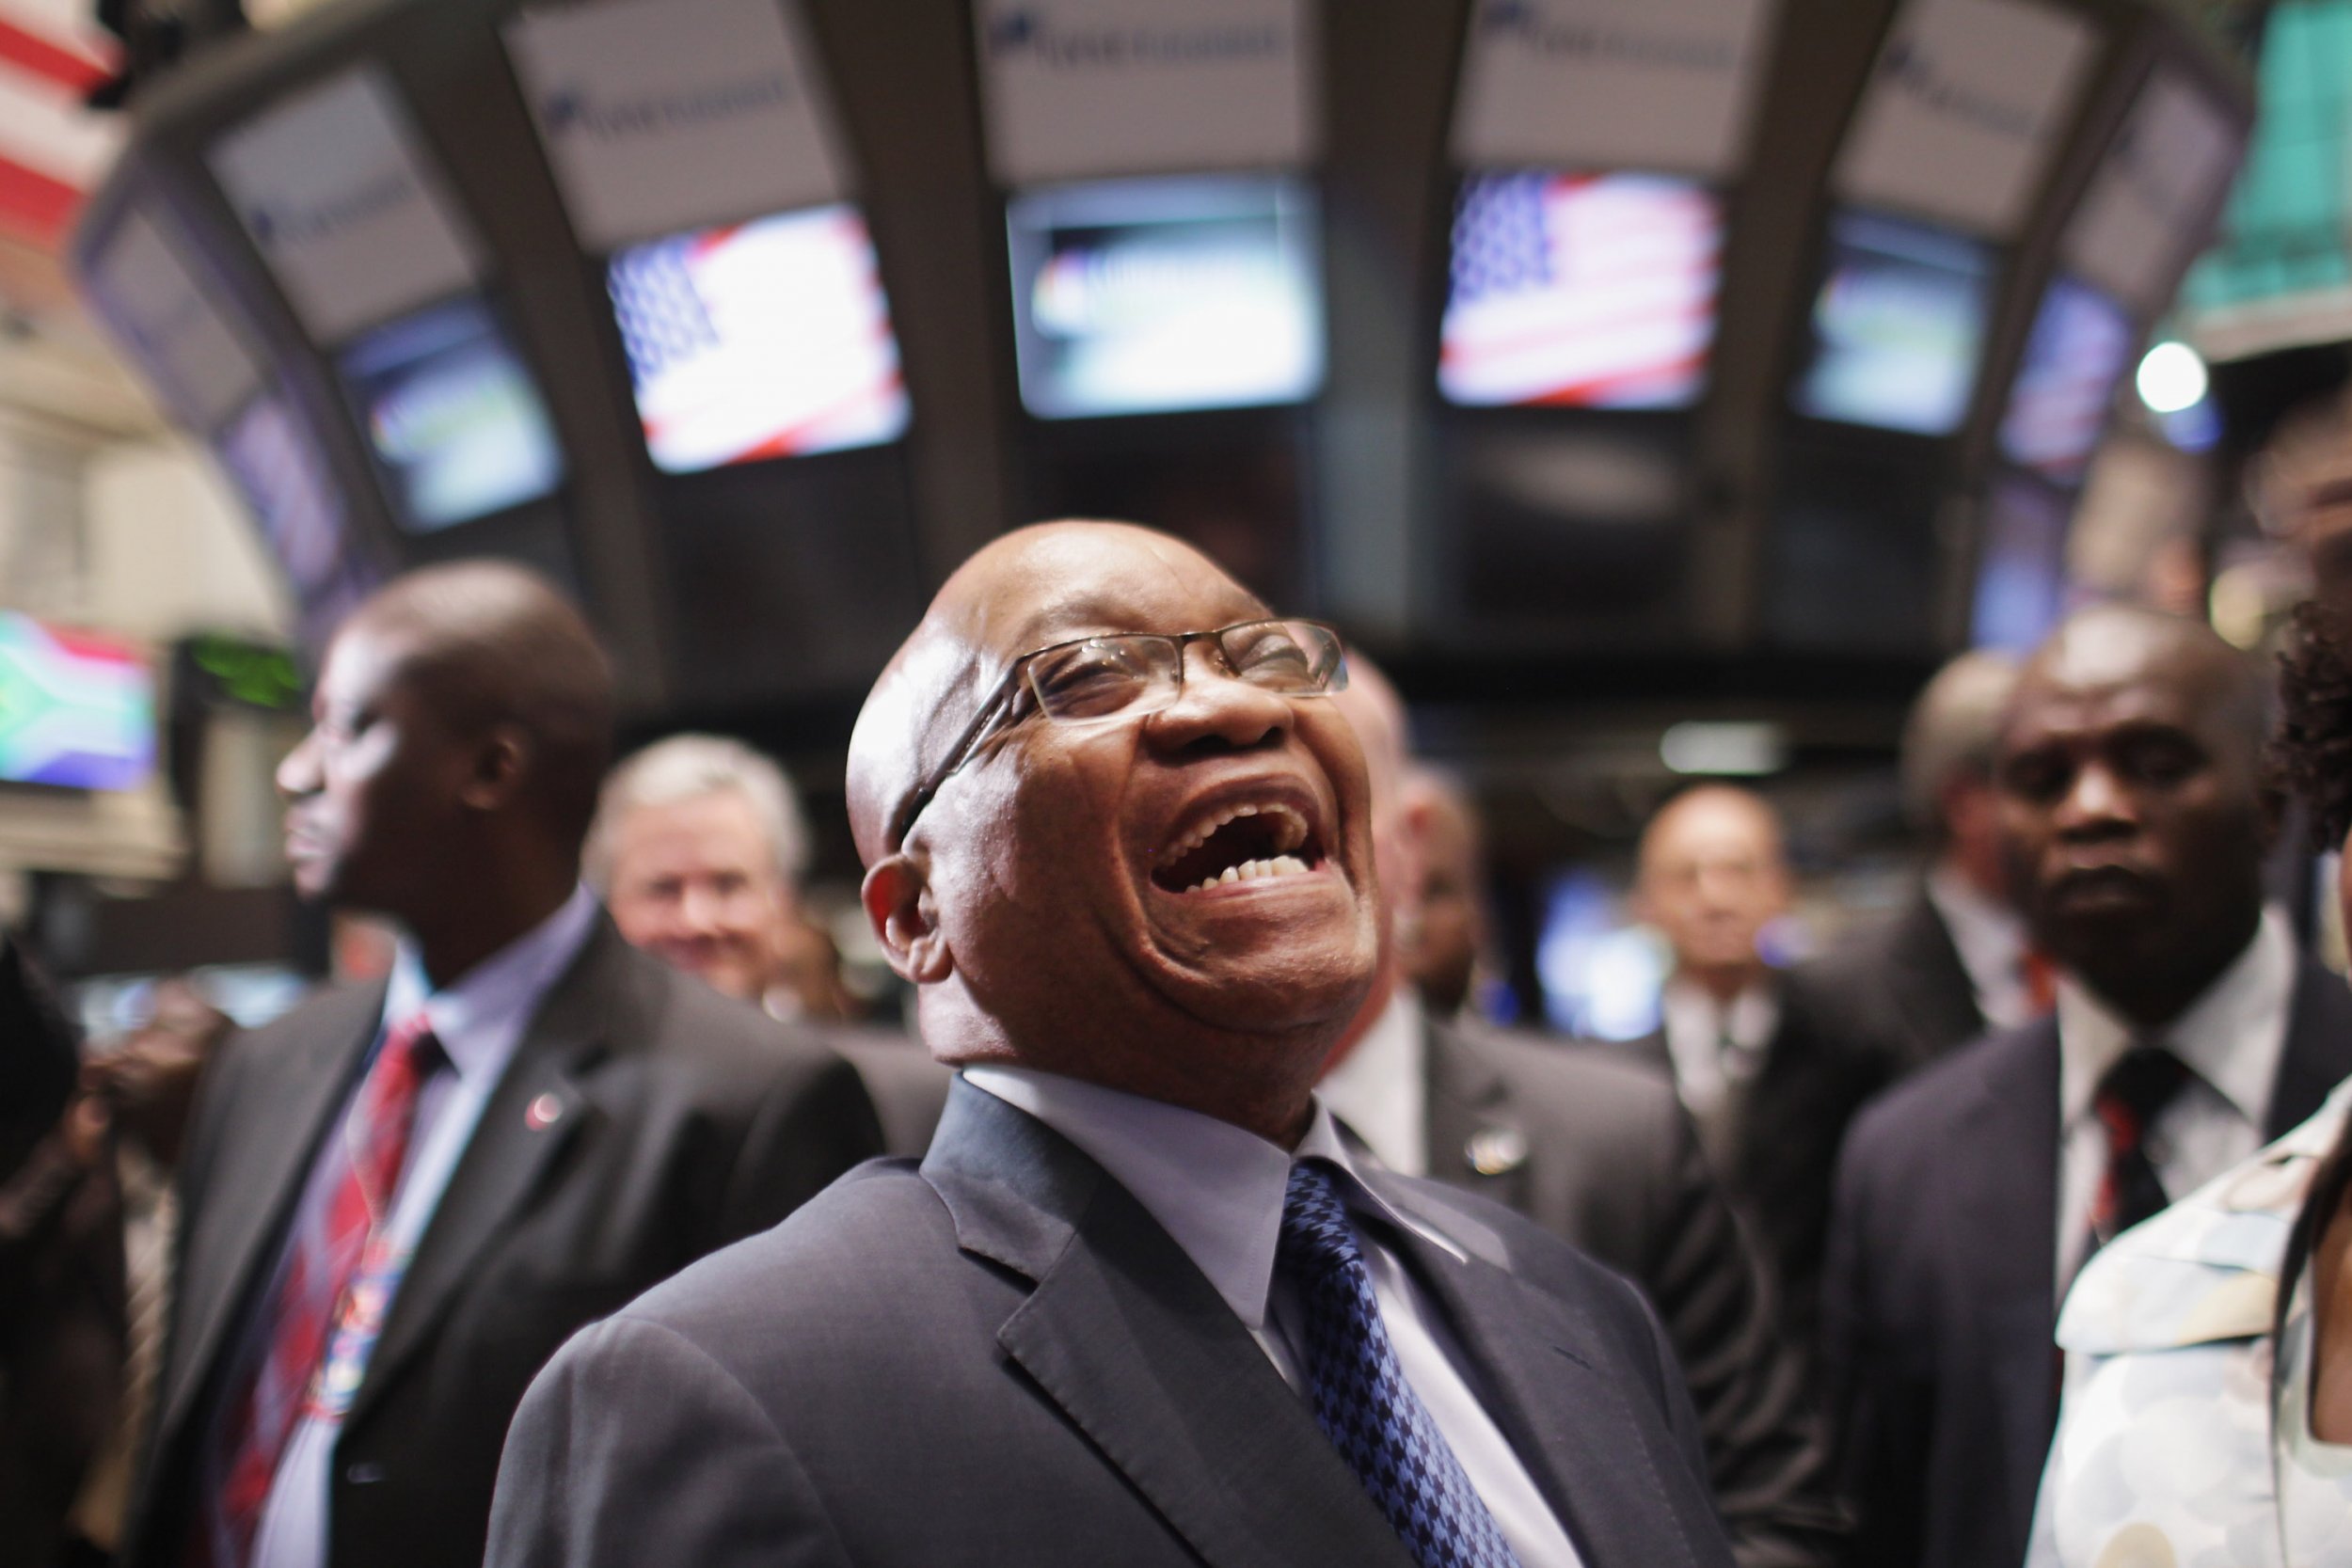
2007,604,2266,759
352,561,614,846
847,519,1381,1146
1635,784,1790,999
848,520,1274,864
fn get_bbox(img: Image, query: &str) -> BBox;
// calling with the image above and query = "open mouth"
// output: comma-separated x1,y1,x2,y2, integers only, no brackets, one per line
1152,800,1325,894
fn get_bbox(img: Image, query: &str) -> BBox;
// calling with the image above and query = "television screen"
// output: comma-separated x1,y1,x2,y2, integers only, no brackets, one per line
1439,172,1723,410
216,394,350,594
607,204,910,473
0,614,157,792
1972,470,2071,652
335,297,564,531
1006,173,1323,419
1997,277,2134,483
1794,211,1995,436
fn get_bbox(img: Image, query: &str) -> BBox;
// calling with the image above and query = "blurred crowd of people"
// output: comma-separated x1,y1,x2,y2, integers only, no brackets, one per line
6,513,2352,1568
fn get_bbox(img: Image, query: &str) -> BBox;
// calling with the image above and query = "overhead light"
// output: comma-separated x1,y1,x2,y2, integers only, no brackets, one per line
2136,340,2208,416
1661,721,1788,776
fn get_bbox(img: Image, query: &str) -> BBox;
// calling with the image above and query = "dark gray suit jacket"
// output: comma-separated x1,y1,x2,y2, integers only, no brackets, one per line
124,918,882,1568
487,1077,1739,1568
1422,1020,1843,1568
1820,956,2352,1568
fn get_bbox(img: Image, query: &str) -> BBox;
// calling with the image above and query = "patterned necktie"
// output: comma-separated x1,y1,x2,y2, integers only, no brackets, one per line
2085,1043,2190,1257
209,1014,440,1566
1277,1161,1525,1568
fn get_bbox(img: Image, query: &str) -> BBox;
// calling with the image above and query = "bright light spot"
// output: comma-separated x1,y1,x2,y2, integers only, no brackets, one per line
2136,341,2208,415
1661,721,1788,776
2209,563,2269,650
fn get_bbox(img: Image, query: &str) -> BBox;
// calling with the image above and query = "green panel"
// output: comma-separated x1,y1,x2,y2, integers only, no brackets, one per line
2183,0,2352,309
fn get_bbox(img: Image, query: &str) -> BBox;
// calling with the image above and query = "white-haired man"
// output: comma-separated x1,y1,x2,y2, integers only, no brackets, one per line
588,734,947,1152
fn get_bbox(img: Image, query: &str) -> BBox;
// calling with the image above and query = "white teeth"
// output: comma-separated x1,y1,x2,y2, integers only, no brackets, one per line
1184,855,1311,894
1157,800,1311,866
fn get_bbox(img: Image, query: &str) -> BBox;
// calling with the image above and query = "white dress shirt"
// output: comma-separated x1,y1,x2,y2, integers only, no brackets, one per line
1319,988,1429,1178
2052,905,2296,1293
1924,863,2039,1032
227,885,600,1568
961,1064,1584,1568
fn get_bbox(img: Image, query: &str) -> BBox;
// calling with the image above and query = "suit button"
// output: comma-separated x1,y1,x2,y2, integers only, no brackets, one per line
346,1463,385,1485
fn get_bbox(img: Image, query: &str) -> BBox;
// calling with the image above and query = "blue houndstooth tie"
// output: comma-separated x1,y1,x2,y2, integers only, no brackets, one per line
1277,1160,1526,1568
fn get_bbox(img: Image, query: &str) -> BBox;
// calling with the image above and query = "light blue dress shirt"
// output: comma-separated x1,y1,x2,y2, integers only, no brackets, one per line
210,885,599,1568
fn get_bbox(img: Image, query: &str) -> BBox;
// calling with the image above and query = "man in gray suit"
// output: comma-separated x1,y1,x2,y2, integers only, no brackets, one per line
124,564,881,1568
1317,659,1842,1568
488,520,1736,1568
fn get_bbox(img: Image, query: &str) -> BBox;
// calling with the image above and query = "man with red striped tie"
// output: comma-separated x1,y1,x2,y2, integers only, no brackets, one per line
120,562,881,1568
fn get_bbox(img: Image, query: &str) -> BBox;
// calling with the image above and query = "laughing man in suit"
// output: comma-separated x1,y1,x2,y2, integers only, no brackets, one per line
1820,604,2352,1568
122,563,881,1568
488,520,1737,1568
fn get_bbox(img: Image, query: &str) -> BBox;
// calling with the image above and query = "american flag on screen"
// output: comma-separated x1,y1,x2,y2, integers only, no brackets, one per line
0,0,119,245
606,204,909,473
1439,172,1722,410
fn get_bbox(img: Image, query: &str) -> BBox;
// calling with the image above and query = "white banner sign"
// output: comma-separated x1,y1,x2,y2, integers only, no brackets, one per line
504,0,849,250
1834,0,2097,238
976,0,1315,186
84,207,261,430
209,68,484,343
2062,71,2241,313
1450,0,1780,181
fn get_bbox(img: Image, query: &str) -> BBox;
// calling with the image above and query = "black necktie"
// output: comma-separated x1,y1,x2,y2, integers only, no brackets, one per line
2085,1044,2190,1258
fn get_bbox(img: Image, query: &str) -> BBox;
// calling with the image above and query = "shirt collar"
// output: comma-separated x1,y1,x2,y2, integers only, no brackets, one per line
381,883,601,1084
958,1063,1451,1332
2057,903,2296,1128
1317,987,1427,1175
1925,863,2029,987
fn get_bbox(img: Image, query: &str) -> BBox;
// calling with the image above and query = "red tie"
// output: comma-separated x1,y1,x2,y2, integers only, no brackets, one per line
208,1014,438,1566
2021,948,2058,1017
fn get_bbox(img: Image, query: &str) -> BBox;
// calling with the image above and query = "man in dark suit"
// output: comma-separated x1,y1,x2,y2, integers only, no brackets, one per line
489,520,1736,1568
1821,605,2352,1568
1742,650,2033,1335
123,563,881,1568
1316,655,1841,1567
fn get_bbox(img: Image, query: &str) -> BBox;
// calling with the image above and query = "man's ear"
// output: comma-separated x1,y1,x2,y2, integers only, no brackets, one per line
862,852,951,985
458,722,530,813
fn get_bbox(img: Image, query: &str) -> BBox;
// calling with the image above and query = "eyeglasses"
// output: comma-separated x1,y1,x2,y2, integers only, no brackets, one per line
888,618,1347,847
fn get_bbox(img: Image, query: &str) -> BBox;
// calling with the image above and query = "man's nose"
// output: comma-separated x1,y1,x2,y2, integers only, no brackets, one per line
1144,646,1293,753
2054,761,2136,835
276,729,321,798
678,881,730,933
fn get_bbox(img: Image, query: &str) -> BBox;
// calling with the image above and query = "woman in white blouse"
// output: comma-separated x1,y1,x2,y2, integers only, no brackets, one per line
2027,603,2352,1567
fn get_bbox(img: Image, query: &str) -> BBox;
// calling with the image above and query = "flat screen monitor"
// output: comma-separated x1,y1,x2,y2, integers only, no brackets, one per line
216,394,350,594
1997,277,2135,483
1006,173,1324,419
1794,211,1995,436
1971,470,2072,652
607,204,911,473
1439,171,1723,410
335,296,564,531
0,613,157,792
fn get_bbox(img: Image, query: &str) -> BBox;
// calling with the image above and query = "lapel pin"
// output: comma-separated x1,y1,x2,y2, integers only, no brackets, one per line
526,1093,564,1131
1465,1126,1528,1177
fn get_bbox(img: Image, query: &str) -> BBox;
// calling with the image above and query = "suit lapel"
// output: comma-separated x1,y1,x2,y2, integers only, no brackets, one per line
162,985,383,1446
1893,890,1984,1058
1367,1173,1724,1568
345,928,619,1427
1422,1020,1532,1212
1948,1023,2061,1538
2265,959,2352,1139
928,1085,1419,1568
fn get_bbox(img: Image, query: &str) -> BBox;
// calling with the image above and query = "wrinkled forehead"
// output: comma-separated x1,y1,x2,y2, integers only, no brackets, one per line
2009,626,2219,741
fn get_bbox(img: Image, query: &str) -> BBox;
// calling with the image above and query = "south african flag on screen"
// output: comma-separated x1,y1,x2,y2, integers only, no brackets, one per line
0,613,154,791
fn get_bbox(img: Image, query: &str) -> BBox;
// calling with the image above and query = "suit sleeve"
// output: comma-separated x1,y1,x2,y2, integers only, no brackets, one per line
0,936,78,1184
487,1315,850,1568
718,1050,885,1239
1642,1101,1849,1568
1818,1116,1924,1568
